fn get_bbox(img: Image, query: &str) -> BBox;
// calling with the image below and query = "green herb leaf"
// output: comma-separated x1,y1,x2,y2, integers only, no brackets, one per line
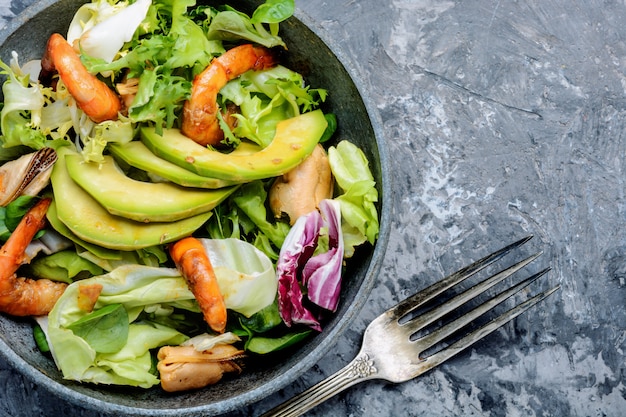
238,300,283,333
232,181,290,249
67,304,129,353
319,113,337,143
251,0,295,24
246,329,312,354
33,324,50,353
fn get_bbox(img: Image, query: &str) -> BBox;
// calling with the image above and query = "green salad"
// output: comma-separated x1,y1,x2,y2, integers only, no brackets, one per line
0,0,379,391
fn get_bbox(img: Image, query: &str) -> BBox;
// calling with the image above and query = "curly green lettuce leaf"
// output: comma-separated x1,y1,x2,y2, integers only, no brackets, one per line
165,0,223,70
80,117,134,163
127,68,191,132
219,65,327,147
0,58,48,151
0,54,75,159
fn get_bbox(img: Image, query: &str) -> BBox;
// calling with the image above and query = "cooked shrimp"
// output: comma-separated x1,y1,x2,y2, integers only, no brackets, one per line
40,33,122,123
0,198,67,316
181,44,277,147
170,237,227,333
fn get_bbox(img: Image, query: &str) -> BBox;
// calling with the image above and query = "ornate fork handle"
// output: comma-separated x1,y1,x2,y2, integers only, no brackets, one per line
260,237,558,417
260,352,378,417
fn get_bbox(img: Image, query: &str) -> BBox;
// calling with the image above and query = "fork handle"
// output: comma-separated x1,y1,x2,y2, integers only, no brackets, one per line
259,352,378,417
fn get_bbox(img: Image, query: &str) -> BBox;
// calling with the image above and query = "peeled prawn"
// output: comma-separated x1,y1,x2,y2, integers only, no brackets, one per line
170,237,227,333
0,198,67,316
40,33,122,123
181,44,277,147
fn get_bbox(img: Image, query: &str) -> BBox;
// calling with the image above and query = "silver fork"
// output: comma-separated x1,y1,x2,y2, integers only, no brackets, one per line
260,235,560,417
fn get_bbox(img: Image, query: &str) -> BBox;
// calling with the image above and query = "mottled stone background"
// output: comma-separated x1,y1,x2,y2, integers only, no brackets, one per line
0,0,625,416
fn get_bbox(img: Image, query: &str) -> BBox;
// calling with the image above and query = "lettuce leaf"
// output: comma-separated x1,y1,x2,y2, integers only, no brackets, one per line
66,0,133,46
328,140,380,254
0,57,49,152
232,180,291,249
48,239,277,386
219,65,327,147
28,250,104,284
71,0,152,63
206,0,294,49
79,117,134,163
199,238,277,318
47,265,195,388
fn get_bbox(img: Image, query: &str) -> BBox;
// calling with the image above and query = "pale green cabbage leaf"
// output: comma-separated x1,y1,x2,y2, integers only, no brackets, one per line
47,239,276,387
328,140,380,256
200,238,277,318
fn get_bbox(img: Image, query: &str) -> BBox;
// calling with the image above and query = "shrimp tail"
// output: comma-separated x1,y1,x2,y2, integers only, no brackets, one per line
181,44,278,147
0,198,67,316
170,237,227,333
41,33,122,123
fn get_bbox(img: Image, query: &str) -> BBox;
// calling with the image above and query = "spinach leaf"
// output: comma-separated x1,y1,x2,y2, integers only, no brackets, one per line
67,303,129,353
0,195,36,241
251,0,295,24
246,330,312,354
239,300,283,333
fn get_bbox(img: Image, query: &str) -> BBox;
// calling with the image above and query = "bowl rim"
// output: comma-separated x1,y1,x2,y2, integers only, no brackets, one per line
0,1,392,415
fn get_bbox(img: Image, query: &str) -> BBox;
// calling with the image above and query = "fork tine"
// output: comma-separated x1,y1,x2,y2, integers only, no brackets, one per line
420,284,561,371
398,251,543,334
415,267,551,354
392,235,534,319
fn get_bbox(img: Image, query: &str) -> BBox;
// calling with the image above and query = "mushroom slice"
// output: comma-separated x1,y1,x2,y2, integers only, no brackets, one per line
269,144,333,225
0,148,57,206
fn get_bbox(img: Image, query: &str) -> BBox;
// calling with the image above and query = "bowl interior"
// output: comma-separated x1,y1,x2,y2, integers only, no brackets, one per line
0,0,390,415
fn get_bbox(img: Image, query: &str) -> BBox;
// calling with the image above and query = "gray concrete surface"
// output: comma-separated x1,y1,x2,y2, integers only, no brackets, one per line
1,0,625,416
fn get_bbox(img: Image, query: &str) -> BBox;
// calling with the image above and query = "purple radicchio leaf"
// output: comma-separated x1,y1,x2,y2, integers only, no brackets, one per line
302,199,344,312
276,209,323,331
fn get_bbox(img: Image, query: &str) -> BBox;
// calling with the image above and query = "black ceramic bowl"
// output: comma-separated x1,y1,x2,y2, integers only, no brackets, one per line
0,1,390,415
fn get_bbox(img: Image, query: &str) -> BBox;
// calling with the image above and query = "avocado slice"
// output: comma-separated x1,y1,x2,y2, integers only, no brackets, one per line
140,109,328,181
109,141,237,189
50,148,212,250
65,153,238,222
46,200,124,260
